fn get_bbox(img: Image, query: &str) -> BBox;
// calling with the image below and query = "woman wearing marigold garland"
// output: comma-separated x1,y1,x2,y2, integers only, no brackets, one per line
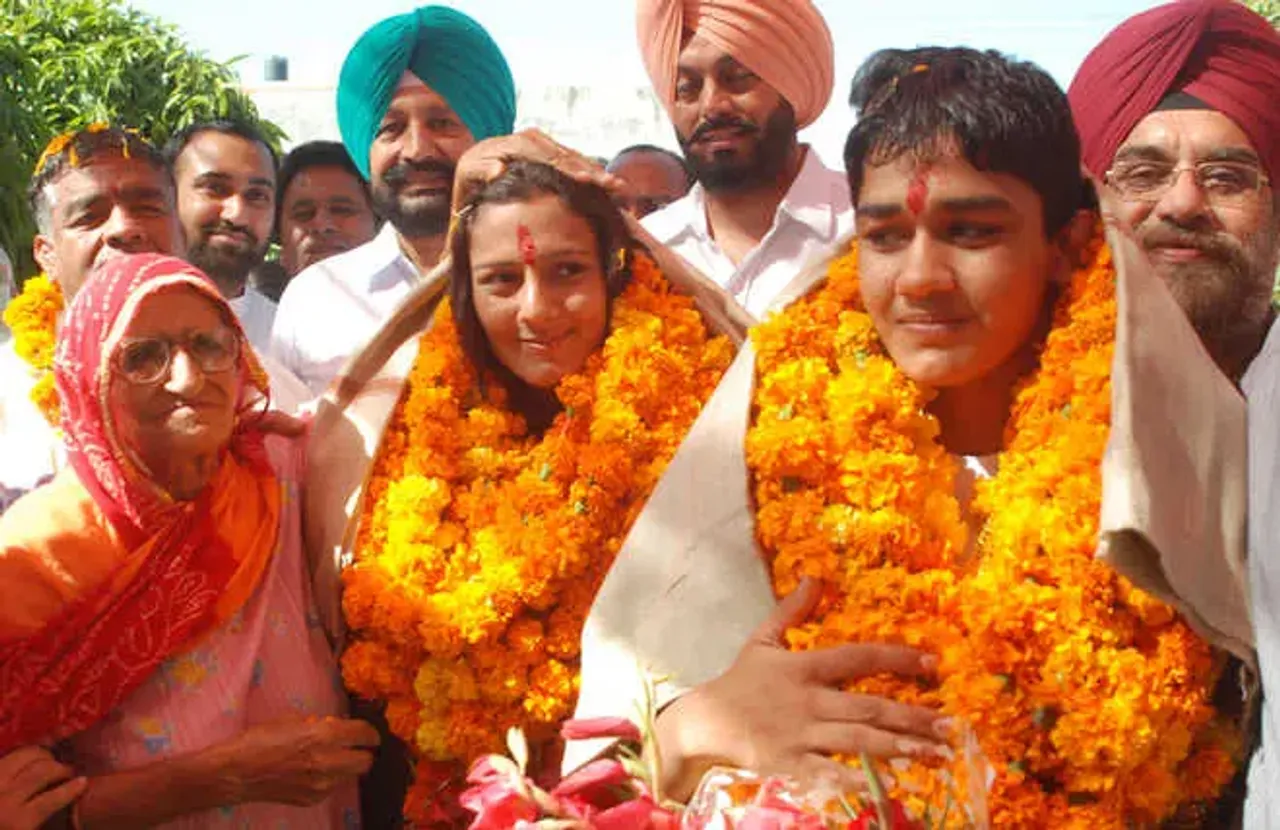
331,159,735,825
574,47,1247,826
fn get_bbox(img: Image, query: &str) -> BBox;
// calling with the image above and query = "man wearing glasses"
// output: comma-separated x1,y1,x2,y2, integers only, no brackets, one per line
1070,1,1279,825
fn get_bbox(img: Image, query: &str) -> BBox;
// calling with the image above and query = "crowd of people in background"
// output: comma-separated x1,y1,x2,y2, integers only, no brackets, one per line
0,0,1277,827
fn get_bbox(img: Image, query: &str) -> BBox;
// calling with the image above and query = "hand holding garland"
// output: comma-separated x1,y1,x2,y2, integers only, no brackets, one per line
653,580,949,802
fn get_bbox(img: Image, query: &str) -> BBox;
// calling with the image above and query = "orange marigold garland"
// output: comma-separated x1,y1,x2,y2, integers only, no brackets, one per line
746,230,1238,826
343,253,733,825
3,274,64,427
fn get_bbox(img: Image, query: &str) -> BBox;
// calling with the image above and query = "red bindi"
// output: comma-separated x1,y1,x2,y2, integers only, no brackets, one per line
907,166,930,215
517,223,537,266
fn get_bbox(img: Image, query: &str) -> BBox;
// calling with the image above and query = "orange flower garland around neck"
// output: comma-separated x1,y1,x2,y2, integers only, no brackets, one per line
342,252,733,824
4,274,65,427
746,230,1239,826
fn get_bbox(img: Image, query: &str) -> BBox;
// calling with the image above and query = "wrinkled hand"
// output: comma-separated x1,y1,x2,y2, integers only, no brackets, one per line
220,717,380,807
452,128,630,210
663,580,948,797
0,746,86,830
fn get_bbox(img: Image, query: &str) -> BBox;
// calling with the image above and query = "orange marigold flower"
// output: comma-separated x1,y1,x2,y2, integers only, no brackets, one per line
747,232,1236,824
4,274,64,427
345,255,731,823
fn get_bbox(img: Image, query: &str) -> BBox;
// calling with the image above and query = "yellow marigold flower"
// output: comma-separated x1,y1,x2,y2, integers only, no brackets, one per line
343,254,731,821
746,233,1236,824
4,275,64,427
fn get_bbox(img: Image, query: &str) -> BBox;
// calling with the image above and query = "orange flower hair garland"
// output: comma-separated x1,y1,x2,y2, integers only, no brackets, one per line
4,274,64,427
341,253,733,825
745,232,1238,826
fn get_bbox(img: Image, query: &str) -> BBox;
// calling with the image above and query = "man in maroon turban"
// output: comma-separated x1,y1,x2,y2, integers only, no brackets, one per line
1070,0,1279,381
1071,3,1279,825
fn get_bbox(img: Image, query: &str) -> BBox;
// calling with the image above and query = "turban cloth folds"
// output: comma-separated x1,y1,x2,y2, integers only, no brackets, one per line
1068,0,1280,182
336,5,516,179
636,0,835,129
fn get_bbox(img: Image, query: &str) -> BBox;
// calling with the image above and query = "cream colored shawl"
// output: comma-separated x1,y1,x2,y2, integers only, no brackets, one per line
566,226,1253,771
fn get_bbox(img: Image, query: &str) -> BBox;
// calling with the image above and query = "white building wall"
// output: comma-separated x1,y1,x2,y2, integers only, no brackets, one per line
246,82,679,161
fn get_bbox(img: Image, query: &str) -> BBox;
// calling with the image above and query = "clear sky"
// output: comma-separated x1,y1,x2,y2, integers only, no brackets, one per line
125,0,1161,158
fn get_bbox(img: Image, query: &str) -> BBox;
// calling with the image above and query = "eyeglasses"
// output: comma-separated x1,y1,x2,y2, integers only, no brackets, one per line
114,328,240,385
1104,159,1271,208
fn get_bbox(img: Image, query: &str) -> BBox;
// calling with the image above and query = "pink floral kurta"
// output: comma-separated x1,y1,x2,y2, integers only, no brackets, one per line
68,439,360,829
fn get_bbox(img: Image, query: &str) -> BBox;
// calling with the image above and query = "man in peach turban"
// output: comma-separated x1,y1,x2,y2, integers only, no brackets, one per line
1070,2,1280,824
633,0,852,318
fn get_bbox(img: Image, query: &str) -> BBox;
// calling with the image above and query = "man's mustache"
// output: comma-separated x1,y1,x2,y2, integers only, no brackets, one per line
200,220,258,248
382,158,457,189
689,117,759,145
1140,225,1240,262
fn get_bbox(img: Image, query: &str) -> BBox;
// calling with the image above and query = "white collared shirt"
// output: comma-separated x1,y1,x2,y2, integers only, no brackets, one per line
227,285,277,355
642,146,853,318
269,223,420,396
1242,319,1280,828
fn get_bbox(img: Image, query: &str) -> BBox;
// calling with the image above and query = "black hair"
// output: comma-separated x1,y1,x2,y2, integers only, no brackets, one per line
28,127,171,234
449,159,635,432
844,47,1086,237
276,140,373,228
610,144,695,187
162,119,280,171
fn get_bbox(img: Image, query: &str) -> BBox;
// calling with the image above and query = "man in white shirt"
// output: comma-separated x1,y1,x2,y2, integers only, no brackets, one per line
270,5,517,396
634,0,852,318
1070,2,1280,824
4,126,182,501
164,120,280,353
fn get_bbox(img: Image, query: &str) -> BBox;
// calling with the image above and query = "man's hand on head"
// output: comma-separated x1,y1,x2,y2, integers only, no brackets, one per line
452,129,632,212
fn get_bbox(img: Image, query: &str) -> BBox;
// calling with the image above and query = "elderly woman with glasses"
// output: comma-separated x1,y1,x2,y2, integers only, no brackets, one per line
0,254,376,829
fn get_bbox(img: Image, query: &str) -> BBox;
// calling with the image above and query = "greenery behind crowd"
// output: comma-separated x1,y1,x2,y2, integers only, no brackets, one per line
0,0,283,281
0,0,1275,284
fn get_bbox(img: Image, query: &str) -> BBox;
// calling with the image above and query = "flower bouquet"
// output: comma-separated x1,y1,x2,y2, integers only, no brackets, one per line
459,717,680,829
460,715,989,829
681,748,989,830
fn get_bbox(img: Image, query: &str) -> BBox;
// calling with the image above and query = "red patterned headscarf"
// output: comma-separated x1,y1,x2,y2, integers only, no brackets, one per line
54,254,271,545
1069,0,1280,181
0,254,279,752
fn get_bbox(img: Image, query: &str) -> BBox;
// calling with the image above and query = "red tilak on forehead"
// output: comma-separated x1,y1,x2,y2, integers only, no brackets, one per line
906,164,931,215
517,223,536,266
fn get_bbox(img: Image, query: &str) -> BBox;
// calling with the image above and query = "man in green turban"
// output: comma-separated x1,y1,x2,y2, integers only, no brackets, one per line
269,5,516,396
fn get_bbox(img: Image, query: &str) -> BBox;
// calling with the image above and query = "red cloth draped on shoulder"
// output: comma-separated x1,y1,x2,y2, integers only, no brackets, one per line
1069,0,1280,181
0,254,281,753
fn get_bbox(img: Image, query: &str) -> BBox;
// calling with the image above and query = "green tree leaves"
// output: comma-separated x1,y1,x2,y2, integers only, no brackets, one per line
0,0,283,279
1241,0,1279,26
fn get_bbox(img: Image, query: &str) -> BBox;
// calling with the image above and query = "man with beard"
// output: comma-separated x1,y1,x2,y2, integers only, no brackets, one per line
1070,1,1280,824
269,5,515,396
3,126,182,502
634,0,852,317
165,121,279,352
